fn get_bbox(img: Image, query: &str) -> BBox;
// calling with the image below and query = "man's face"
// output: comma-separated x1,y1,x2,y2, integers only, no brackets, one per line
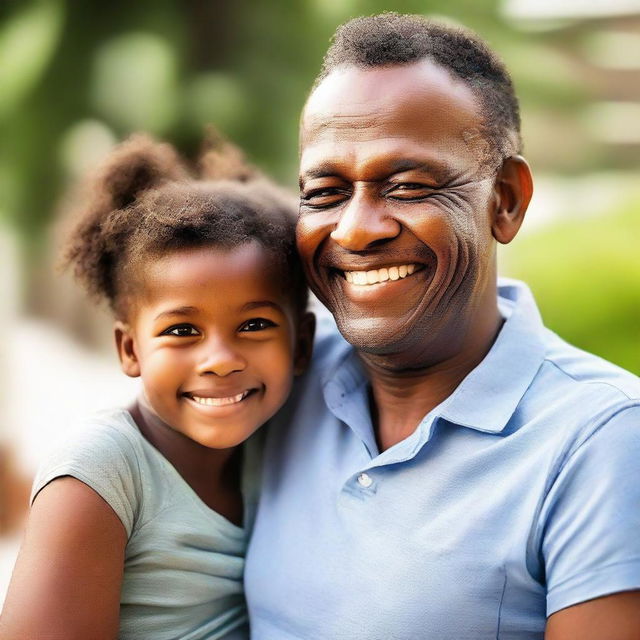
298,60,502,366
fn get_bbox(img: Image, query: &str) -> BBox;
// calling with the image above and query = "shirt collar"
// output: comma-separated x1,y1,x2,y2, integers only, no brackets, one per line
437,278,546,434
321,279,547,439
322,347,379,457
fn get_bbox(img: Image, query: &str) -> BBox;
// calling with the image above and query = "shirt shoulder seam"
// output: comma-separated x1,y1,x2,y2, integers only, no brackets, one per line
542,357,639,402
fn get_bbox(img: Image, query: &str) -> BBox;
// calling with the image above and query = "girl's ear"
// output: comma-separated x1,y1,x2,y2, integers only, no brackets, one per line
293,312,316,376
114,321,141,378
491,155,533,244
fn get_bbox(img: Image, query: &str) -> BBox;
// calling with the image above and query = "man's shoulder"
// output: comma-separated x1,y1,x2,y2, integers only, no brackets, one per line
498,278,639,405
519,318,640,455
541,328,639,401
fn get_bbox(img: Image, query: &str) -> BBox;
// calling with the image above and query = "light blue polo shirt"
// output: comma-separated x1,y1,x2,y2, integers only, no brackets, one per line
245,279,640,639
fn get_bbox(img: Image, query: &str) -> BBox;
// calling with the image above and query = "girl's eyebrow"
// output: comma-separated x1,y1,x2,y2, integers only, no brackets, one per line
241,300,284,313
154,306,198,321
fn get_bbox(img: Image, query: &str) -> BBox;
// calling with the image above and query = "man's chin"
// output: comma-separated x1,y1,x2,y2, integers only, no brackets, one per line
334,315,413,356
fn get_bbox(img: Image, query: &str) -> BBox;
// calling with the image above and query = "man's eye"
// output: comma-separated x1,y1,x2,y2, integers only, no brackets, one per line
300,188,349,208
386,183,434,200
161,324,200,337
239,318,277,332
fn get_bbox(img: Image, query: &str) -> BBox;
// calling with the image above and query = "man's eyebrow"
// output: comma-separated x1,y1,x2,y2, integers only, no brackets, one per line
241,300,285,313
388,159,454,182
154,306,199,321
389,160,430,173
299,164,339,186
300,159,452,186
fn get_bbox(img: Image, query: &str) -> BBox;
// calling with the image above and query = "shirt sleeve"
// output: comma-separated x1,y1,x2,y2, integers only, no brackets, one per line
31,416,141,537
541,404,640,616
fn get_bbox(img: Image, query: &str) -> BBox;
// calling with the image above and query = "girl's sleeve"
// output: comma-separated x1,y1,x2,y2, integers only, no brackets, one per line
31,418,142,538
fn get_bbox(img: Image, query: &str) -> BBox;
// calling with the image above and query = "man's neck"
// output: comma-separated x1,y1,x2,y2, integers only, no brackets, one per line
361,308,504,452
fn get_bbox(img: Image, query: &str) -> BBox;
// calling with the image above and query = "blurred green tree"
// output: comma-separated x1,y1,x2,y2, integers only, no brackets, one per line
0,0,637,374
502,201,640,374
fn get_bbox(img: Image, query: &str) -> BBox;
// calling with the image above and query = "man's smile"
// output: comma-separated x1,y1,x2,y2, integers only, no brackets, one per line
320,247,438,301
343,263,421,285
323,259,437,309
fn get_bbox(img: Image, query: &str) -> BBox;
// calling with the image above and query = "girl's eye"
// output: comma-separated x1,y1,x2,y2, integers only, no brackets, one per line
239,318,277,332
161,324,200,337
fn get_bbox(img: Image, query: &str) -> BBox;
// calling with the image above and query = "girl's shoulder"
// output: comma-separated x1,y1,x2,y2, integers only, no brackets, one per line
31,407,145,537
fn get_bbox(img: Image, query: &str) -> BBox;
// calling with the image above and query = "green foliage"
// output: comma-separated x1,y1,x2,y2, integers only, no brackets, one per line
0,0,64,121
0,0,514,235
502,200,640,374
91,32,178,134
1,0,636,370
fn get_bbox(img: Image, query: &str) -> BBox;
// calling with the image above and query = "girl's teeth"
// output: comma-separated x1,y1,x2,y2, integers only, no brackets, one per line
344,264,420,286
190,391,248,406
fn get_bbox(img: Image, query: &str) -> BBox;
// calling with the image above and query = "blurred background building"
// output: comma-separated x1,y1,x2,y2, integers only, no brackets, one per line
1,0,639,603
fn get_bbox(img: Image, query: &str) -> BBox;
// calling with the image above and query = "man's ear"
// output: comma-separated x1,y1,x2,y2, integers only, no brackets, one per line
293,312,316,376
491,155,533,245
114,321,141,378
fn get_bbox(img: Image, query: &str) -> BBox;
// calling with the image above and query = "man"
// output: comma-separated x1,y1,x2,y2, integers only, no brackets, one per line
245,14,640,639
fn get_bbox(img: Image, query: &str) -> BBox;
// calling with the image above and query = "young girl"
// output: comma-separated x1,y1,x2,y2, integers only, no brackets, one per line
0,135,314,639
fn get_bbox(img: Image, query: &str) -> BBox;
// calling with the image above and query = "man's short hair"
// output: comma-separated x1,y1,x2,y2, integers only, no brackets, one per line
315,13,521,163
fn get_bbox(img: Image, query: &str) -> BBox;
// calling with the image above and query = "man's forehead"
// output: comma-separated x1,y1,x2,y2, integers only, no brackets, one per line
299,61,492,176
301,61,482,144
305,61,477,114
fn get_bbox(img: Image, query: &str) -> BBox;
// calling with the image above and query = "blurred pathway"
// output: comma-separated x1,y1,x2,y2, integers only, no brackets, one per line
0,317,139,607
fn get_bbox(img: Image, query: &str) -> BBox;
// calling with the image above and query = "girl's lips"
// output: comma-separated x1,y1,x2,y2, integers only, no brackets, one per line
182,389,256,407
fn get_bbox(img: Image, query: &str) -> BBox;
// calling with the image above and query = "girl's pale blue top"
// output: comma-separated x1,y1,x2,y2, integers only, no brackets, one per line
32,408,256,640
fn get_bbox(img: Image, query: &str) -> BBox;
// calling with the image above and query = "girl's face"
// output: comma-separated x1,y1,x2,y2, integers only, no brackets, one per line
115,242,311,449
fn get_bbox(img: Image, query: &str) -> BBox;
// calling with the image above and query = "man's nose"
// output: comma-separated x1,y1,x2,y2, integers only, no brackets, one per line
196,337,247,377
330,191,400,251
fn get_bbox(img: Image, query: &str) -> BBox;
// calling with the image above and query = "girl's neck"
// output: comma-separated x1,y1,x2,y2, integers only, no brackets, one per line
129,398,244,526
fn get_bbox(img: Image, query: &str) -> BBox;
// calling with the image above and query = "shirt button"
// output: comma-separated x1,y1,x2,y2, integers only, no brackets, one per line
357,473,373,488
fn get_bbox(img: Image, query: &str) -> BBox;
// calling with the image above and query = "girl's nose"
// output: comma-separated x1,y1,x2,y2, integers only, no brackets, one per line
195,338,247,377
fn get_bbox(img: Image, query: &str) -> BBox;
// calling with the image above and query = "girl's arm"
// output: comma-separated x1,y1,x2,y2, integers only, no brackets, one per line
0,476,127,640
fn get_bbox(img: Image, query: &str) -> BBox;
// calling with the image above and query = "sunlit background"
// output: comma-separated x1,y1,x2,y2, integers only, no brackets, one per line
1,0,639,603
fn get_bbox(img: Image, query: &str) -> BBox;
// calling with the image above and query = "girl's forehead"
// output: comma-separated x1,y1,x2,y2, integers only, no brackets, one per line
135,243,294,315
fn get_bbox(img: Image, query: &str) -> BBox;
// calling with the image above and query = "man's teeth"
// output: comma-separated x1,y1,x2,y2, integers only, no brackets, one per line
189,391,248,406
344,264,417,286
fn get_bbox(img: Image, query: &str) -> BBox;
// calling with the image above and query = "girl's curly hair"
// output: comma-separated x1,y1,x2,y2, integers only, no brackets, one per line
61,133,307,319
